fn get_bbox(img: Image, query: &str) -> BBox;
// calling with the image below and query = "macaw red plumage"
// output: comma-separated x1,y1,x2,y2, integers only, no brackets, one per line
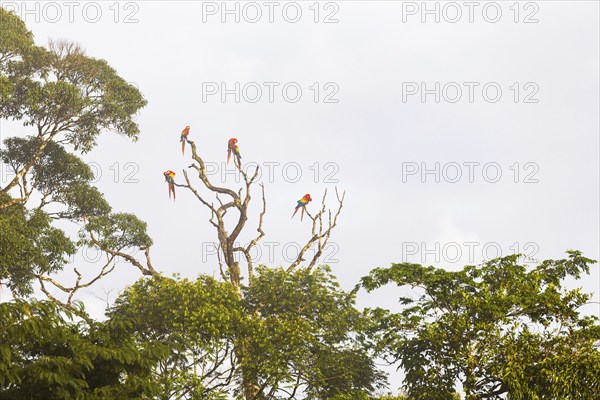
163,170,176,200
180,125,190,155
227,138,242,168
292,194,312,222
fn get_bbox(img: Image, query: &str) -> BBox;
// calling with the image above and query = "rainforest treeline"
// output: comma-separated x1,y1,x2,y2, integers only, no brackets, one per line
1,8,599,400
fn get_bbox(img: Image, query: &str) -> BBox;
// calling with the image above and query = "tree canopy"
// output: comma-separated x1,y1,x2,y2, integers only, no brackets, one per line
104,266,384,399
0,7,153,298
360,251,600,400
0,299,162,400
1,7,598,400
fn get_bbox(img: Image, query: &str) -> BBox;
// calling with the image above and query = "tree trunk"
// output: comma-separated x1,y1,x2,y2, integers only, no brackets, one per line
236,335,263,400
229,261,263,400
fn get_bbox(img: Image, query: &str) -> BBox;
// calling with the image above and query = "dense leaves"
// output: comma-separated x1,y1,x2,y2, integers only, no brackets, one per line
0,300,160,399
105,267,384,399
0,26,146,152
0,7,34,66
243,266,385,399
1,137,111,219
1,7,151,298
0,193,75,295
361,251,600,399
81,213,153,252
107,275,241,399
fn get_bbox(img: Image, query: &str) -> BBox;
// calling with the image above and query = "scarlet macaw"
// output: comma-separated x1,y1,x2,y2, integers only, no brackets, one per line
292,194,312,222
227,138,242,168
163,170,176,200
180,125,190,155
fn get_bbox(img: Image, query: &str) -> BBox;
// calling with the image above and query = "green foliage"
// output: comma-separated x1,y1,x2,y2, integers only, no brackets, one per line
0,8,34,65
0,136,119,295
81,213,153,251
109,275,241,342
361,251,600,400
1,137,111,220
107,275,241,399
369,394,409,400
0,299,159,399
0,135,151,294
103,268,385,399
0,300,90,399
0,33,146,151
0,193,76,295
1,9,150,299
242,266,385,399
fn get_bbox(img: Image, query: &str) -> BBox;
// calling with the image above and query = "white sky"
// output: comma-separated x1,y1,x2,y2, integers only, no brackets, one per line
1,0,599,393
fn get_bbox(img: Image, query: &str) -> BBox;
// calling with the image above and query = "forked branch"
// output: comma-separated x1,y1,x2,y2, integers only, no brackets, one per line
181,138,345,284
287,187,345,272
182,139,264,287
36,254,117,307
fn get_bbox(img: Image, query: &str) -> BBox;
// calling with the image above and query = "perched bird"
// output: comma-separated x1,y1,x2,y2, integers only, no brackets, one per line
292,194,312,222
163,170,176,200
227,138,242,168
180,125,190,155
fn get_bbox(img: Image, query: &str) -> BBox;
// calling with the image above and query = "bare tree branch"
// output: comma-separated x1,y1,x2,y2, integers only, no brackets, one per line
89,233,158,277
287,188,345,272
181,140,264,290
36,254,117,306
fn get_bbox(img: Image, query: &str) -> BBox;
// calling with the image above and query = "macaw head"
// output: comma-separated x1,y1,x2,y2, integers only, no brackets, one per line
229,138,238,145
304,194,312,202
185,125,190,131
164,170,176,177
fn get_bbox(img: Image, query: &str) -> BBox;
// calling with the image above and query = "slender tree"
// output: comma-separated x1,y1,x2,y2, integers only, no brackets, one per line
1,7,155,300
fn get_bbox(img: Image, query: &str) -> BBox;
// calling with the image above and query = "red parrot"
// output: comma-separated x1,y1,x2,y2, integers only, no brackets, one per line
180,125,190,155
292,194,312,222
227,138,242,168
163,170,176,200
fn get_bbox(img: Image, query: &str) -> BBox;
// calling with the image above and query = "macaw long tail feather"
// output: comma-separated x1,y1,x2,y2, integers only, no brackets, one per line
292,207,299,219
182,141,185,156
227,150,231,164
83,214,87,225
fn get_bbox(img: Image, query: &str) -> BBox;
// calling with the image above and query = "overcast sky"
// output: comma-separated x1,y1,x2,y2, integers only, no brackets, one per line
1,0,599,390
